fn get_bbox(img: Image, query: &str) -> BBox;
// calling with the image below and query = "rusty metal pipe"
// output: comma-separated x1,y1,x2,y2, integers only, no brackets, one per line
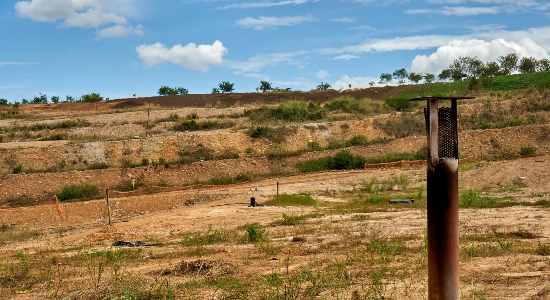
409,96,473,299
427,158,459,299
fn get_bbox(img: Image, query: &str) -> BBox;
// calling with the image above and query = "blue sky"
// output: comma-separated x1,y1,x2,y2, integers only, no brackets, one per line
1,0,550,101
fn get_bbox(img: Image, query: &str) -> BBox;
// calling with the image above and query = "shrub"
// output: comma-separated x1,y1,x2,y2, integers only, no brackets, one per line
81,93,103,102
345,135,368,147
247,126,293,143
384,92,420,111
57,184,101,202
173,120,234,132
11,164,23,174
519,146,537,157
245,100,325,123
297,150,366,172
87,162,110,170
245,224,267,243
329,150,366,170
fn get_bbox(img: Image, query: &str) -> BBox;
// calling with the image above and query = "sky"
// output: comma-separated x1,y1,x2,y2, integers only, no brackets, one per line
2,0,550,102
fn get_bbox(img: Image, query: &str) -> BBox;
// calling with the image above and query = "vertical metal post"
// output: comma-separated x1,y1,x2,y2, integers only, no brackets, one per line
426,98,459,300
106,189,112,226
277,181,279,199
410,96,472,299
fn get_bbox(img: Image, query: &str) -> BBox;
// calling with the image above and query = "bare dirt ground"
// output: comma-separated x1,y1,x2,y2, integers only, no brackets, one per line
1,90,550,299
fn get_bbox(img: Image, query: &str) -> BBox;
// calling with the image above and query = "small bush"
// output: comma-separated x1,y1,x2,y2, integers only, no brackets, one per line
345,135,368,146
297,150,366,172
247,125,295,144
87,162,110,170
11,164,23,174
245,224,267,243
519,146,537,157
173,120,234,131
57,184,101,201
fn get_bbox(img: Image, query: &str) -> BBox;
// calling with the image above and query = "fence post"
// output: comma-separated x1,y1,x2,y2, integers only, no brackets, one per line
277,181,279,199
106,189,112,226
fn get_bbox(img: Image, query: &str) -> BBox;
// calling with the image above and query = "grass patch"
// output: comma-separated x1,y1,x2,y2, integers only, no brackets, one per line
373,112,425,139
56,183,102,202
244,224,268,243
181,227,236,247
297,150,366,172
324,97,390,115
0,225,43,246
25,119,91,131
86,162,111,170
173,119,234,131
206,172,254,185
273,213,310,226
264,194,317,206
247,125,296,143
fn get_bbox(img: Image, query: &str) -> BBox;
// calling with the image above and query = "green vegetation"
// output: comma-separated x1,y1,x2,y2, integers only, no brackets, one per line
373,112,425,138
264,193,317,206
173,119,234,131
81,92,103,102
181,227,235,247
274,213,310,226
298,149,426,173
0,226,42,246
244,224,268,243
247,125,296,143
206,172,254,185
158,86,189,96
297,150,366,172
56,183,102,202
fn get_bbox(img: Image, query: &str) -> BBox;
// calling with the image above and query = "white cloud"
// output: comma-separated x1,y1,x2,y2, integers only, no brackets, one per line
226,51,306,77
331,75,379,90
332,54,359,60
236,15,316,30
332,17,356,23
418,0,550,15
315,70,330,79
273,77,317,88
320,35,457,55
97,24,143,38
219,0,309,9
410,38,549,75
15,0,143,38
318,25,550,59
0,61,39,67
407,6,501,16
136,40,228,71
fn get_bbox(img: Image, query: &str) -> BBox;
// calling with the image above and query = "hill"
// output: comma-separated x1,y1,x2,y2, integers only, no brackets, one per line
1,77,550,299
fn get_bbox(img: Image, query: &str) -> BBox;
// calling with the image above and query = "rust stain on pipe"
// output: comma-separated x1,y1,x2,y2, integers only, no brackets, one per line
410,96,473,299
427,158,459,300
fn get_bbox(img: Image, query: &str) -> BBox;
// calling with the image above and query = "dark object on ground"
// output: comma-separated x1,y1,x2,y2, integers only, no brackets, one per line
114,240,151,247
389,197,414,204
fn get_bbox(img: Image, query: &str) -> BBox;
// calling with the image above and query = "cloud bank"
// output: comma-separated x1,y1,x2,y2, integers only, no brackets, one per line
236,15,316,30
136,40,228,71
411,38,549,75
15,0,143,38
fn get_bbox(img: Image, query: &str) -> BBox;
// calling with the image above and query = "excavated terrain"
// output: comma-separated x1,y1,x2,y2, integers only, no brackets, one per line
0,88,549,299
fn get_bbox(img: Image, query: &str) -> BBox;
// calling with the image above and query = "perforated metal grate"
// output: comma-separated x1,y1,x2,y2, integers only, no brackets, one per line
424,107,457,159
